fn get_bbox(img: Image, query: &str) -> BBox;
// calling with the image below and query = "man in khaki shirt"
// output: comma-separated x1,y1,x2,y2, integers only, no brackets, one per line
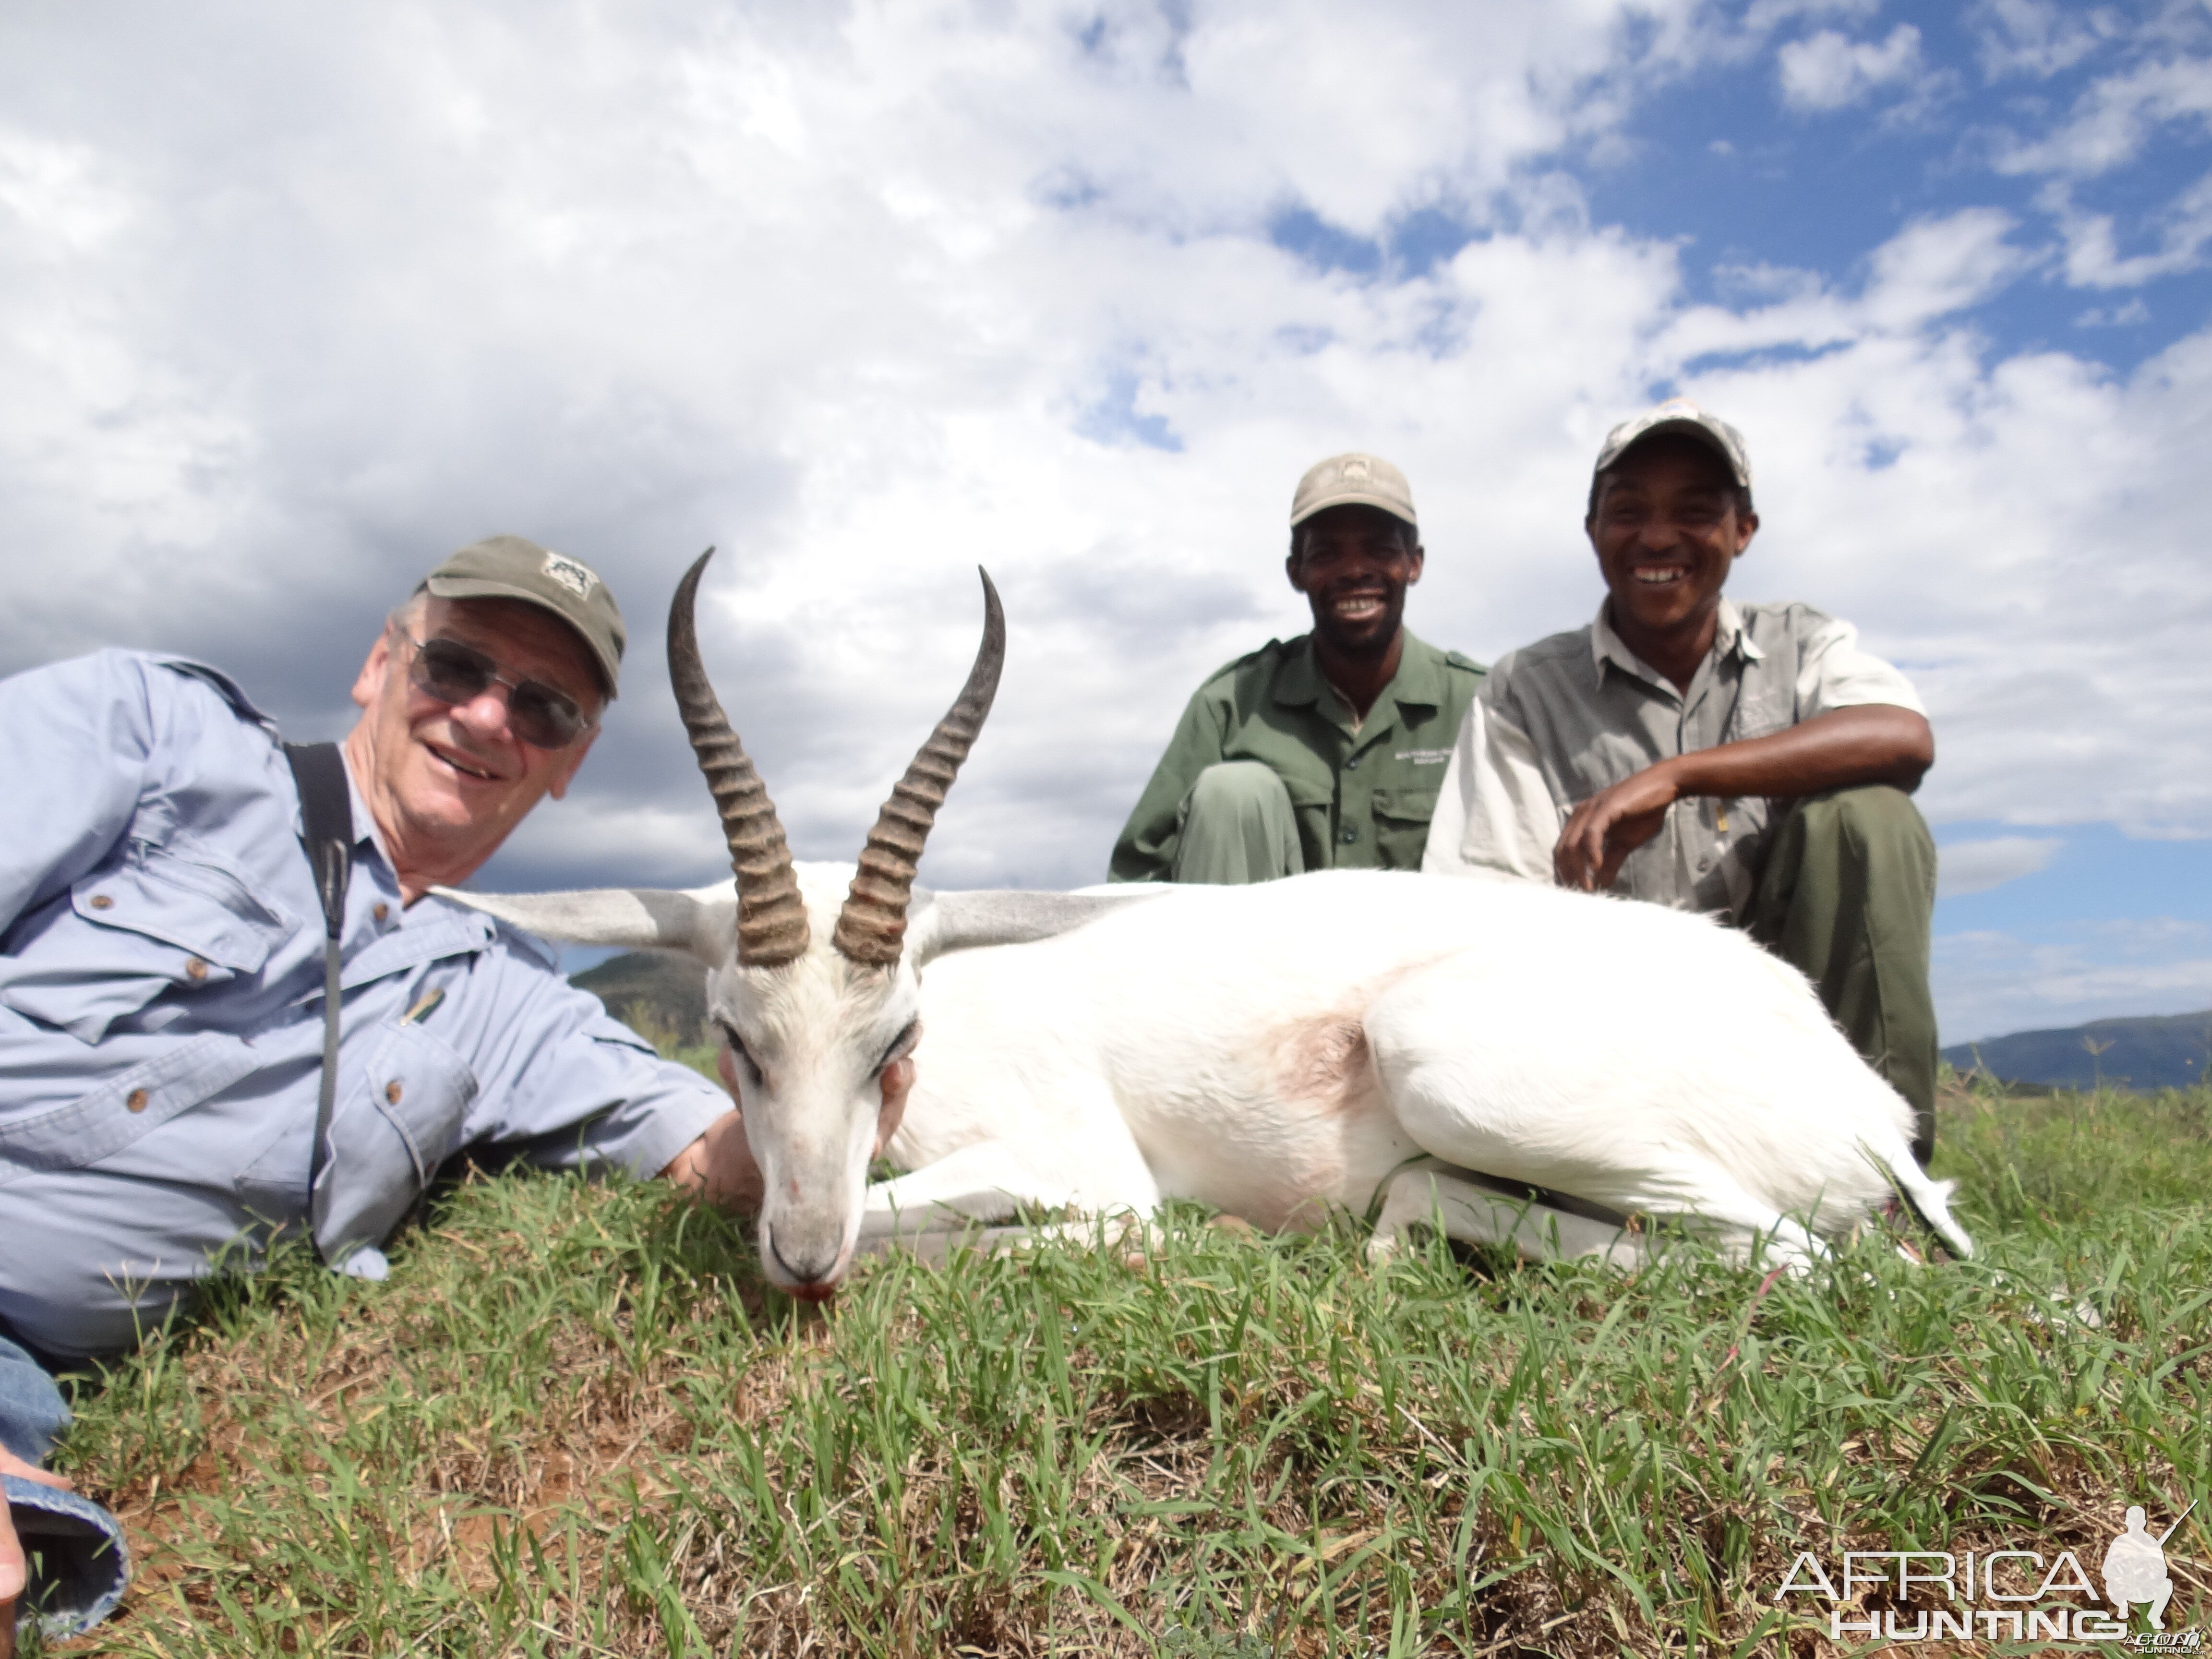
1424,402,1940,1160
1111,454,1484,883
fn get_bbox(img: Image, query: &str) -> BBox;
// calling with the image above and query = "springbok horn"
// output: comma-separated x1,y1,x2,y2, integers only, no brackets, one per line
668,548,811,967
833,568,1005,966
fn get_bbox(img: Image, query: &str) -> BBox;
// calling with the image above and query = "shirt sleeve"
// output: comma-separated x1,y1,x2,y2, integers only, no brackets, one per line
1795,615,1926,719
457,948,731,1180
1420,691,1561,883
1107,683,1231,882
0,651,165,937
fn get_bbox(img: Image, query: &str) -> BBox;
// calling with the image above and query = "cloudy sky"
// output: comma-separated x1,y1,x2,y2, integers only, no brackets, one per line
3,0,2208,1044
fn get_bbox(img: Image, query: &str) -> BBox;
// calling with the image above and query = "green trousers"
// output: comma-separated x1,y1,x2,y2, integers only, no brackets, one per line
1171,762,1305,883
1743,785,1938,1164
1175,767,1938,1163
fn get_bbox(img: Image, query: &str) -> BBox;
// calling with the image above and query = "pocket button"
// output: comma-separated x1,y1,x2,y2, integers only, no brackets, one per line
385,1081,404,1105
90,894,114,910
185,957,209,982
126,1088,149,1113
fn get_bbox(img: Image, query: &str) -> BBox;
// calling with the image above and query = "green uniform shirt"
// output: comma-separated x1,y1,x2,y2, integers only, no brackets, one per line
1109,630,1486,881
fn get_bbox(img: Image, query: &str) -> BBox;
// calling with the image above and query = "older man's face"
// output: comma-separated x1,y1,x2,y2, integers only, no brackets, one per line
349,595,603,886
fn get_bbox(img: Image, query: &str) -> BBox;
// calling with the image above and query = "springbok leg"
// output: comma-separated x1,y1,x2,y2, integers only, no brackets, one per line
858,1137,1162,1239
1367,1167,1651,1268
853,1213,1147,1266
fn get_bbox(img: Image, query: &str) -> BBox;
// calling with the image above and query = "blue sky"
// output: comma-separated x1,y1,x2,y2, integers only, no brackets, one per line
0,0,2207,1043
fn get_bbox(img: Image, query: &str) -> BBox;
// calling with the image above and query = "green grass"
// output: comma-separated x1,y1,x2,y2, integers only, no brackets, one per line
31,1078,2212,1657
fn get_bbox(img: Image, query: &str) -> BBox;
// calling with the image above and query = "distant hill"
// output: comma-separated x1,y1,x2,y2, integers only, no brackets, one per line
571,951,710,1048
1944,1010,2212,1092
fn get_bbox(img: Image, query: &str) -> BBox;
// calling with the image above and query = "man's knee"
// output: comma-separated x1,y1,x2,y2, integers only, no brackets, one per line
1186,761,1293,819
0,1284,166,1365
1174,762,1303,884
0,1171,240,1361
1795,783,1933,866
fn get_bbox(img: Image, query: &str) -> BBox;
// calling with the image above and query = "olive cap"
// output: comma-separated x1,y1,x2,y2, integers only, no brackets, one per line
421,535,625,698
1592,398,1752,491
1289,452,1418,529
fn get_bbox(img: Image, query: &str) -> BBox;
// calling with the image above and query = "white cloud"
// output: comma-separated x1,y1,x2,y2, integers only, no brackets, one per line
1995,50,2212,177
1936,835,2062,897
1971,0,2120,81
1654,208,2027,365
1742,0,1881,33
1777,24,1925,111
2075,298,2151,325
0,131,132,251
2044,170,2212,288
1858,206,2031,326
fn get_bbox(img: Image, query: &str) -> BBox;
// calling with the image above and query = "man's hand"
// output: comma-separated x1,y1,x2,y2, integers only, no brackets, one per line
1554,762,1681,892
661,1109,765,1213
1,1444,75,1659
1551,706,1934,894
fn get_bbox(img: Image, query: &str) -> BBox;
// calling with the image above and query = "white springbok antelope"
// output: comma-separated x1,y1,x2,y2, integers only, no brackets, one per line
448,551,1972,1299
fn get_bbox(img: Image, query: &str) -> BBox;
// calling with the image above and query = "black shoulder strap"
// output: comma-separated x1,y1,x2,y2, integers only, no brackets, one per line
284,742,353,1253
284,742,353,940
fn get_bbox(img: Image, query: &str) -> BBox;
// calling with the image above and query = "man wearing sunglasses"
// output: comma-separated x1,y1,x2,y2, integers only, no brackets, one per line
0,536,770,1652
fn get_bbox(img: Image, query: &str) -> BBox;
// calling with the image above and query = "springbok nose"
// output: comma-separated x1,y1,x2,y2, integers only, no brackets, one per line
768,1230,840,1298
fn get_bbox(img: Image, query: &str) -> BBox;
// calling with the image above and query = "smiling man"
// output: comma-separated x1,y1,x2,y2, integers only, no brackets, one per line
1110,453,1484,884
1424,401,1940,1162
0,536,768,1650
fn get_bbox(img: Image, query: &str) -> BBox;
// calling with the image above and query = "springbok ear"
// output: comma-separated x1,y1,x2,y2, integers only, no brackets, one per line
908,888,1168,965
433,881,737,966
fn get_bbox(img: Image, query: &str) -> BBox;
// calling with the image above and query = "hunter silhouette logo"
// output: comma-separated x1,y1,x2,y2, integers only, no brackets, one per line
2106,1501,2194,1634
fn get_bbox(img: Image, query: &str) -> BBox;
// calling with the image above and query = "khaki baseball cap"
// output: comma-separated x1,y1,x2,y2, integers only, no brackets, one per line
421,535,626,698
1289,452,1418,529
1592,398,1752,490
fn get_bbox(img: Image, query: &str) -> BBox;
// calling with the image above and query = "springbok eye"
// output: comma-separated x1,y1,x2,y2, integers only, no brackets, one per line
720,1022,762,1082
876,1018,921,1074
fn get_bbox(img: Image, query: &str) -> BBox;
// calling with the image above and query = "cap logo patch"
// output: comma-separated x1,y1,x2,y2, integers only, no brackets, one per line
1341,457,1371,482
542,553,596,599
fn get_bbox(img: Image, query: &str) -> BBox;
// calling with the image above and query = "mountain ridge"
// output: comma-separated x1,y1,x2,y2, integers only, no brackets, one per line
1943,1008,2212,1091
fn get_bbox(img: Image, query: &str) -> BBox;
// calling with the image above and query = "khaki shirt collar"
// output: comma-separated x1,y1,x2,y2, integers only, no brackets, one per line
1589,595,1764,692
1274,629,1447,716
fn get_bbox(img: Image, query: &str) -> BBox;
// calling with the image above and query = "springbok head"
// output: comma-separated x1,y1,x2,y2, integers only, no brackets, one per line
446,549,1125,1297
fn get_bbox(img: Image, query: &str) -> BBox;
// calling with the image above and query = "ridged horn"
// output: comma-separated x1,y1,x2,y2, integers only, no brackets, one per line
833,568,1005,966
668,548,810,967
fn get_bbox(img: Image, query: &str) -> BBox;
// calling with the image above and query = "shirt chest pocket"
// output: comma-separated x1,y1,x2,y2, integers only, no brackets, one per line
0,847,294,1042
313,1018,480,1260
355,1018,479,1185
1729,691,1794,743
1369,783,1443,870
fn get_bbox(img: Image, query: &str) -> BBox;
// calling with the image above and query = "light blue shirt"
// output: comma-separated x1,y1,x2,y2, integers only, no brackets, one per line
0,650,726,1345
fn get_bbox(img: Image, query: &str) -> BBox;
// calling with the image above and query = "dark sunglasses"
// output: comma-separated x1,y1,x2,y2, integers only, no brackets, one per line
401,633,593,750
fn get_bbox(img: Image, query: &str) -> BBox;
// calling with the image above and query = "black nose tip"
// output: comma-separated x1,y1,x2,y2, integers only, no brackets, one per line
768,1230,839,1295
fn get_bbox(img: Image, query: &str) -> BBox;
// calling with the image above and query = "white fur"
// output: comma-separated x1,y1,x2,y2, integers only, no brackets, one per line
446,863,1971,1291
